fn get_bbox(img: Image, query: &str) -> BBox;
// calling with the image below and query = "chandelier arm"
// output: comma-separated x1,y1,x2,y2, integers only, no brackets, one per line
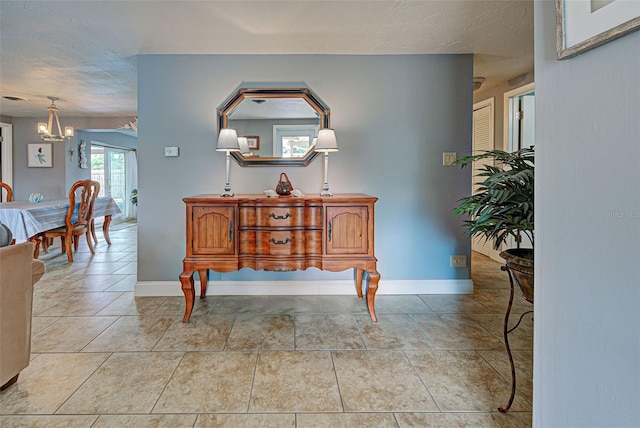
54,110,63,138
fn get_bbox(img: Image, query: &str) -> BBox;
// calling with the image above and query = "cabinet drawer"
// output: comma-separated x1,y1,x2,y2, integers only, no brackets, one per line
256,231,305,255
256,207,304,227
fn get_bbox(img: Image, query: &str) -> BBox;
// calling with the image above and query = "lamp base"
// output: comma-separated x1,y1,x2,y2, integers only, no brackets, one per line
220,190,234,197
320,189,333,197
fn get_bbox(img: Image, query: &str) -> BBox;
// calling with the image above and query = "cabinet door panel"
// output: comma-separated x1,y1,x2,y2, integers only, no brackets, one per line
192,206,235,255
326,206,369,255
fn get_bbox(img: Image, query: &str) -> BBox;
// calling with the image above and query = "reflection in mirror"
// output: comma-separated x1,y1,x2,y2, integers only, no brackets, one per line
218,88,330,166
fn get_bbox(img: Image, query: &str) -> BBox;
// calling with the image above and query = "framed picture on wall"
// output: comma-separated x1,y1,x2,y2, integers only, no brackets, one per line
245,136,260,150
556,0,640,59
27,143,53,168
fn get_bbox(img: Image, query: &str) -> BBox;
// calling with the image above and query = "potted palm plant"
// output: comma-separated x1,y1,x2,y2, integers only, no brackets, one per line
453,146,534,302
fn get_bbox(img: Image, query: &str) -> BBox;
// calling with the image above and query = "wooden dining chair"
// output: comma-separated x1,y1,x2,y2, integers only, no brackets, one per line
40,180,100,262
0,182,12,202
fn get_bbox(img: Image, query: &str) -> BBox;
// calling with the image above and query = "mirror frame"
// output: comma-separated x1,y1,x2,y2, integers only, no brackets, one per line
217,87,330,166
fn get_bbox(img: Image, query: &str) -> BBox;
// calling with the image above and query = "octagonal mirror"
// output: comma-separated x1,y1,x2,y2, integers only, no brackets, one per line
217,87,330,166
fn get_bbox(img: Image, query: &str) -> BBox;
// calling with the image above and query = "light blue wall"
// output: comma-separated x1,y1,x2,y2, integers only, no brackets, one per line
534,2,640,426
10,117,135,200
138,54,473,283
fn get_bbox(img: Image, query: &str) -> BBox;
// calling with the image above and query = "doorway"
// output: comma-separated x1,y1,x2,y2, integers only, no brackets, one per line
471,97,500,260
91,145,130,217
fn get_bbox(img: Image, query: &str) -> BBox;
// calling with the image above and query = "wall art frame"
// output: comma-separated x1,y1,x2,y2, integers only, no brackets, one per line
27,143,53,168
556,0,640,59
245,136,260,150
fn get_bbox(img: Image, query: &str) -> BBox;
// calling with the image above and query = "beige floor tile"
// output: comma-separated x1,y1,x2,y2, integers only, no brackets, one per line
250,351,342,412
114,252,138,262
420,294,491,313
82,315,174,352
153,314,235,351
57,352,184,414
395,412,502,427
294,314,365,350
112,261,137,275
468,313,534,349
58,274,130,292
413,313,503,350
0,415,99,427
71,261,133,275
32,292,73,315
31,316,118,353
195,413,295,427
355,314,434,350
104,274,137,291
0,353,110,414
31,316,60,334
297,412,398,427
225,314,295,350
332,350,438,412
374,295,433,314
154,351,256,413
405,350,531,412
471,289,533,314
318,295,369,314
211,295,274,314
38,292,124,316
93,414,197,427
83,252,130,263
479,350,533,404
265,295,324,313
491,411,533,428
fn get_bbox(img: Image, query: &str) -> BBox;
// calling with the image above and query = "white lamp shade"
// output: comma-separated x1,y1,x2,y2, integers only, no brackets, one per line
37,122,48,134
216,128,240,151
314,128,338,152
237,137,250,153
64,126,74,137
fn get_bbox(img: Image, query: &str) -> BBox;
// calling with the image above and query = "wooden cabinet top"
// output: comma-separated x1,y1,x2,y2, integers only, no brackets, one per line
183,194,378,204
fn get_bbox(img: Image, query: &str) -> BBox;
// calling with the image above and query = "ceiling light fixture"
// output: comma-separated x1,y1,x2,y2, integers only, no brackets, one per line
37,96,74,142
473,77,486,91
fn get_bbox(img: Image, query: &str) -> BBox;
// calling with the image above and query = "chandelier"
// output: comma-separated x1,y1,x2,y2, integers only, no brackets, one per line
37,96,74,142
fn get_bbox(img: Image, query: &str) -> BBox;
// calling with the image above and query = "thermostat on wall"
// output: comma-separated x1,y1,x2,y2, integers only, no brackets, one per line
164,147,179,157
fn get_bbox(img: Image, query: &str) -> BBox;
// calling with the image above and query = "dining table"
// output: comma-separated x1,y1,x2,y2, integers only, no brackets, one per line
0,197,122,256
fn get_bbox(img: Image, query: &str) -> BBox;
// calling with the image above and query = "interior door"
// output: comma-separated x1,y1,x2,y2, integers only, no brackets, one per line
472,98,499,260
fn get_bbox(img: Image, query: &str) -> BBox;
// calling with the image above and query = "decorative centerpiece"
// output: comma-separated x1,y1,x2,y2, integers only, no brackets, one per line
29,193,44,203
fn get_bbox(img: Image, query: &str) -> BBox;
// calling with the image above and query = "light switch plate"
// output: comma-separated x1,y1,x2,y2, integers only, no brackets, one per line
443,152,457,166
450,255,468,268
164,146,179,157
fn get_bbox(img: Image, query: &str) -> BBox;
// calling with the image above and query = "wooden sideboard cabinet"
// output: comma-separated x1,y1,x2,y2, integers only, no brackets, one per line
180,194,379,322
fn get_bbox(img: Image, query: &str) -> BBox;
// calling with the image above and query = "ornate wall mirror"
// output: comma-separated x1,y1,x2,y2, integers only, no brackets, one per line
217,87,330,166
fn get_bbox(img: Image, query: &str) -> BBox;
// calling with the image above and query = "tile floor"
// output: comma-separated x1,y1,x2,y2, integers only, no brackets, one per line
0,222,534,427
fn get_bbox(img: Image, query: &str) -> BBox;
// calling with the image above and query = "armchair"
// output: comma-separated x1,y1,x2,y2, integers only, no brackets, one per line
0,242,45,390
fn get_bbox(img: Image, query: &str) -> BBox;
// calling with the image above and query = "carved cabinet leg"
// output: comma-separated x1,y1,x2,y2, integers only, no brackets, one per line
180,271,195,323
354,267,364,298
198,269,208,299
366,270,380,323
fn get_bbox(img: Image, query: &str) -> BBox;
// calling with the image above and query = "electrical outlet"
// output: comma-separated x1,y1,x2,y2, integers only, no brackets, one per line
443,152,457,166
450,255,467,268
164,146,179,157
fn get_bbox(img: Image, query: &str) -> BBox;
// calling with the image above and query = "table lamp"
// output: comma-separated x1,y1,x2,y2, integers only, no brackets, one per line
314,129,339,196
216,129,240,197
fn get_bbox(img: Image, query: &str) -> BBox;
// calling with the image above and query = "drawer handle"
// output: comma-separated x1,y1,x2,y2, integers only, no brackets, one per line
229,221,233,242
328,220,332,242
269,237,291,245
269,212,291,220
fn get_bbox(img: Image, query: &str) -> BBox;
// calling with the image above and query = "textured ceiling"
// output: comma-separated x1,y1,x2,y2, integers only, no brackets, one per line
0,0,533,118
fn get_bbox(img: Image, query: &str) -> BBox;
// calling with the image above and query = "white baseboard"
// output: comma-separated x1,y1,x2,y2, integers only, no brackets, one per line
134,279,474,297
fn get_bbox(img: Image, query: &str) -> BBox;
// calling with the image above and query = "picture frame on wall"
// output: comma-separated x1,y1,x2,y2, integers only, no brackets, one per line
246,136,260,150
27,143,53,168
556,0,640,60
